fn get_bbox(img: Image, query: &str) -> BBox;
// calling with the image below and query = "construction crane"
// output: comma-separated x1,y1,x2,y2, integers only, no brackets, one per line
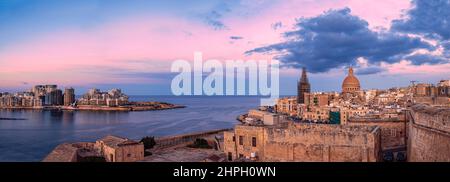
70,100,77,107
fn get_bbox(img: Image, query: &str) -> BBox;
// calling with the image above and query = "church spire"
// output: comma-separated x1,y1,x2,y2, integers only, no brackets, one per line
300,67,309,83
298,67,311,104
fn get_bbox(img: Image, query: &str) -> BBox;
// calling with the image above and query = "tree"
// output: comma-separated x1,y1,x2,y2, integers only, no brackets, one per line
140,136,156,150
187,138,212,149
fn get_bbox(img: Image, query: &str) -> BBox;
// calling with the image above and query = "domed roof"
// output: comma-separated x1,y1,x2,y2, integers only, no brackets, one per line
342,67,360,92
343,75,360,87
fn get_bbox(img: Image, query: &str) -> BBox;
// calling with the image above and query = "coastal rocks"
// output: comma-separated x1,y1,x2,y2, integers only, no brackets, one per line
129,102,186,111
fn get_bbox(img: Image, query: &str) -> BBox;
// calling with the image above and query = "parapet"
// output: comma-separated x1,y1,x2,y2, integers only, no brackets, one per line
289,122,379,135
42,143,93,162
411,104,450,117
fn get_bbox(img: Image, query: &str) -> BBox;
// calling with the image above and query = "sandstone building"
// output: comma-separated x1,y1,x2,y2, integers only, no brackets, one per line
275,97,297,116
78,88,129,106
95,135,144,162
63,87,75,106
412,81,450,106
43,135,144,162
339,106,370,124
299,105,331,122
304,93,331,107
224,122,381,162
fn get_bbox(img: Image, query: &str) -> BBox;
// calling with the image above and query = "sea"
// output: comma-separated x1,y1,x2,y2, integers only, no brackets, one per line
0,96,263,162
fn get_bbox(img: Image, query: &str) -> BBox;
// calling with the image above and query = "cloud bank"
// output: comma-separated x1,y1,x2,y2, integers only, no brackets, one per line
246,3,449,74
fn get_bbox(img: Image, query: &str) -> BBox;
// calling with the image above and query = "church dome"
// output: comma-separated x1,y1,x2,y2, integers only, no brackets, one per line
342,67,360,93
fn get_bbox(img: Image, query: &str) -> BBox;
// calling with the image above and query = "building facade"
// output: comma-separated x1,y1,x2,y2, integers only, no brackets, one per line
0,85,66,108
339,106,370,124
407,104,450,162
304,92,331,107
275,97,297,116
413,81,450,106
95,135,144,162
78,88,129,106
64,88,75,106
299,105,331,122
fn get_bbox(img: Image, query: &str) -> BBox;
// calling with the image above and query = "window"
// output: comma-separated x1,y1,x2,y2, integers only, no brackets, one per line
252,137,257,147
239,136,244,145
239,154,244,158
228,152,233,161
127,154,131,157
232,136,235,142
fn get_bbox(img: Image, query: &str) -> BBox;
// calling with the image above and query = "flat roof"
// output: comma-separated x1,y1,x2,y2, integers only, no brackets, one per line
97,135,140,148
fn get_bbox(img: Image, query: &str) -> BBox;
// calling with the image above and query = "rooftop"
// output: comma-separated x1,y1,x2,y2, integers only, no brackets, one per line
42,143,78,162
97,135,140,148
411,104,450,117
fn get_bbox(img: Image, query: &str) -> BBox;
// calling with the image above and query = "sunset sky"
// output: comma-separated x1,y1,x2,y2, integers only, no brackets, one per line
0,0,449,95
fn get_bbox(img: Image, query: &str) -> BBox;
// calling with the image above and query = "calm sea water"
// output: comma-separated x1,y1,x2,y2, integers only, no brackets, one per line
0,96,261,162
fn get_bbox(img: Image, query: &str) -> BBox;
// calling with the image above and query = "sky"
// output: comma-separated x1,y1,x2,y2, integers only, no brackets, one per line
0,0,449,95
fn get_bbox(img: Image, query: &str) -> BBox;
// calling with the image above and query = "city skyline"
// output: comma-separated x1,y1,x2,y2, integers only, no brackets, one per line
1,0,449,95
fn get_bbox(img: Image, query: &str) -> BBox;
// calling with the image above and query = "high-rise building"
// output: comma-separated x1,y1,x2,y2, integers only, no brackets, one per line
44,89,63,106
297,67,311,104
64,88,75,106
54,89,63,105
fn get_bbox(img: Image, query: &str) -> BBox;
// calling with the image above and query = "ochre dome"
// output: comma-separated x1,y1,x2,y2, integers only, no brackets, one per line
342,67,360,93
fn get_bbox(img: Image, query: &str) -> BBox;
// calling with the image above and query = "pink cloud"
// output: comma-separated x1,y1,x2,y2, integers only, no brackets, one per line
0,17,264,87
384,61,450,76
0,0,445,89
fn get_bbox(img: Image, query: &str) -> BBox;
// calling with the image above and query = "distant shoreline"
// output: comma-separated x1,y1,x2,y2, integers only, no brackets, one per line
0,101,186,112
0,117,27,120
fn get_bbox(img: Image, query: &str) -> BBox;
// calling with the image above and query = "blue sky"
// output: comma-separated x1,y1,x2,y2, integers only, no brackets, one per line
0,0,449,95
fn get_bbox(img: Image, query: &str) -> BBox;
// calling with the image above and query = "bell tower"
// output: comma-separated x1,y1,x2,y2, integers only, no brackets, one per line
297,67,311,104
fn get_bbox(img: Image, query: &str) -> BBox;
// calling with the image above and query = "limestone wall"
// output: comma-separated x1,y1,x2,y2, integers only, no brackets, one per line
115,144,144,162
102,145,116,162
414,96,450,106
155,128,231,148
407,104,450,162
42,143,78,162
410,105,450,133
235,125,265,159
347,119,406,151
43,142,96,162
263,124,380,162
225,123,381,162
223,131,237,160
